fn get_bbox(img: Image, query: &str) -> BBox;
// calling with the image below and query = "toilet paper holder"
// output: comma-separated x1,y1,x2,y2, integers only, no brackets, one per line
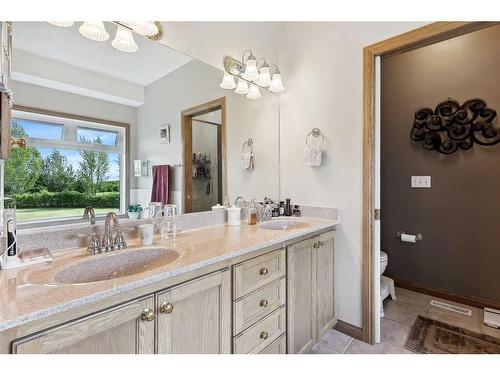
397,231,423,242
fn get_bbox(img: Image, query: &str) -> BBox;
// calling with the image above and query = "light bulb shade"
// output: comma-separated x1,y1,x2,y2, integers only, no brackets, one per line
256,66,272,87
220,72,236,89
79,21,109,41
127,21,159,36
269,73,285,93
242,57,260,82
112,26,138,53
48,21,74,28
246,84,261,100
234,78,249,95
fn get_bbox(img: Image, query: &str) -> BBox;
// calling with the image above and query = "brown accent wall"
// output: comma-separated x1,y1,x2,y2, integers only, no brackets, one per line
381,25,500,304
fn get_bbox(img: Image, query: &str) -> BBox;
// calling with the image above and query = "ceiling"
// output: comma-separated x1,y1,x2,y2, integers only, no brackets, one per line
12,22,193,87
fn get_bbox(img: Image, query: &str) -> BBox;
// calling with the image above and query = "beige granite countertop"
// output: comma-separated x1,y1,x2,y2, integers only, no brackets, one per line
0,217,338,331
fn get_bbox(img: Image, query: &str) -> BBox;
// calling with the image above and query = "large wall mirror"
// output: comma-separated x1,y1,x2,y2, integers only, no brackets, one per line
7,22,280,224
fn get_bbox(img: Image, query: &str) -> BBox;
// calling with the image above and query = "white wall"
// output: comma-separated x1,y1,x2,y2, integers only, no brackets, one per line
134,59,280,211
277,22,429,327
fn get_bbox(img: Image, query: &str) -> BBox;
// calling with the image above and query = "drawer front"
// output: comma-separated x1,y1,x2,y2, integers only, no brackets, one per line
233,306,286,354
259,334,286,354
233,277,286,335
233,248,285,299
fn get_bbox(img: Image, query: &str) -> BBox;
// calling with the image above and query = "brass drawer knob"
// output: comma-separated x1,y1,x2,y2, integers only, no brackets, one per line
160,302,174,314
141,308,156,322
259,267,269,276
260,299,269,307
260,331,269,340
313,242,318,249
319,241,324,247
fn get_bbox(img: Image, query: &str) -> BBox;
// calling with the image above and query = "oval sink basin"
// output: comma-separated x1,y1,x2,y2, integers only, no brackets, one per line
259,220,308,231
54,247,179,284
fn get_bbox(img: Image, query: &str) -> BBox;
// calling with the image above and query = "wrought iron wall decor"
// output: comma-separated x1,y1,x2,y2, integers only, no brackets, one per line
410,98,500,154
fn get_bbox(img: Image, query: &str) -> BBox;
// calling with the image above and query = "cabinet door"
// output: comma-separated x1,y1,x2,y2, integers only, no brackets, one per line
316,231,336,339
157,269,231,354
287,237,316,354
12,295,156,354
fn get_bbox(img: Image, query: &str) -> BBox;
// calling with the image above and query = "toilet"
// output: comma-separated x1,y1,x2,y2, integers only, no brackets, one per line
380,251,396,317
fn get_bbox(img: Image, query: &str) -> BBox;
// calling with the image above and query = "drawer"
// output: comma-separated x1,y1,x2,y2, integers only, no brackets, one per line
233,277,286,335
233,306,286,354
233,248,285,299
259,334,286,354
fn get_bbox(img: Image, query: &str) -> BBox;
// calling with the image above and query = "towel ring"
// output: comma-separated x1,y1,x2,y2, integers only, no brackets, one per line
242,138,254,151
306,128,325,146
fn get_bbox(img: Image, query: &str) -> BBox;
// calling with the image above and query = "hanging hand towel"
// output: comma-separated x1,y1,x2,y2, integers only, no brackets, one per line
241,151,254,170
305,144,325,167
150,165,171,205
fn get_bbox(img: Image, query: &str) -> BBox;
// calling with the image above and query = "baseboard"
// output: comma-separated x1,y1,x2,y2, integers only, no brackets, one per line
393,278,500,311
333,319,363,341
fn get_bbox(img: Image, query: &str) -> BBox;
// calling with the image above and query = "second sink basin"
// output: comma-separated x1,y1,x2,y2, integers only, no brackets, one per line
259,219,308,231
54,247,179,284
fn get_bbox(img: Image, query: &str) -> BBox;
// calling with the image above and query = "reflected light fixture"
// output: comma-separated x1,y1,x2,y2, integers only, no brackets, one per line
79,21,109,41
269,69,285,93
219,71,237,89
112,26,138,53
256,63,271,87
235,78,249,95
246,84,261,100
126,21,159,36
242,53,260,82
48,21,74,28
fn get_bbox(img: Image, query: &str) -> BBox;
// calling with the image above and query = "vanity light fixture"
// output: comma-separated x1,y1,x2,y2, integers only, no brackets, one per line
78,21,110,42
112,25,138,53
219,50,285,99
219,71,237,89
47,21,162,54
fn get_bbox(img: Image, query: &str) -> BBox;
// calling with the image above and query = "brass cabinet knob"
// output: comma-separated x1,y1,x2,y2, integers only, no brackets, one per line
160,302,174,314
260,331,269,340
260,267,269,276
141,308,156,322
260,299,269,307
313,242,318,249
319,241,324,247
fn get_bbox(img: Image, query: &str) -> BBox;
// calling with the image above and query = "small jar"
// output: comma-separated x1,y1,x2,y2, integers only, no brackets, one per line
227,206,241,226
248,208,257,225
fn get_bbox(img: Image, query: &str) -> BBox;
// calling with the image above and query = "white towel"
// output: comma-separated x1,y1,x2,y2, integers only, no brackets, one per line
305,144,324,167
241,151,254,170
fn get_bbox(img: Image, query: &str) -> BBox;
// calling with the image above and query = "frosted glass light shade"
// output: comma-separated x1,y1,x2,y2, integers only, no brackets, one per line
246,84,261,100
256,66,271,87
112,26,138,53
127,21,159,36
48,21,74,28
242,57,260,82
269,73,285,93
219,72,237,89
79,21,109,41
234,78,249,95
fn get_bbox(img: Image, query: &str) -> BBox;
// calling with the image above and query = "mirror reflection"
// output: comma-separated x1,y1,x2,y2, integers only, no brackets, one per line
7,22,280,223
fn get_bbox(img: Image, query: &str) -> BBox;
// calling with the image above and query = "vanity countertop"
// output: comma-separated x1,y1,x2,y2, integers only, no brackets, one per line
0,217,339,332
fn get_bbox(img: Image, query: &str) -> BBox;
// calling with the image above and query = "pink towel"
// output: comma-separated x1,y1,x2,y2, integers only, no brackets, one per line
151,165,171,205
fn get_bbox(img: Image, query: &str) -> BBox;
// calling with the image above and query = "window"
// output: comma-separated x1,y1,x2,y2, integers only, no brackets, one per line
4,109,128,224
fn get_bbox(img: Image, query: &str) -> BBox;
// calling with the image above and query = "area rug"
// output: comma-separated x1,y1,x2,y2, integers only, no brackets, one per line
405,316,500,354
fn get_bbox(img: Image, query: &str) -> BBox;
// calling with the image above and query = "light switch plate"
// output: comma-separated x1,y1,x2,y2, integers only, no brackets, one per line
411,176,431,188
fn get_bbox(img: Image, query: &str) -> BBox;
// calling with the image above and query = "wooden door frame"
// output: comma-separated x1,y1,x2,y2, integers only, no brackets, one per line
181,97,226,213
362,21,498,344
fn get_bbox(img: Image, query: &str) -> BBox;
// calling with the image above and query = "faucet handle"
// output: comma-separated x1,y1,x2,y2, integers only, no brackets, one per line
113,228,127,250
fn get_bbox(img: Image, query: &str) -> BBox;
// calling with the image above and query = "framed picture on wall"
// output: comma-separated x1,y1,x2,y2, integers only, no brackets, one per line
160,124,170,144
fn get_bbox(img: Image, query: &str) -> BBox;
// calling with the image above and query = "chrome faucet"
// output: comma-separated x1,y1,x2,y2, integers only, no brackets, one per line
83,206,96,225
101,212,127,252
234,196,246,207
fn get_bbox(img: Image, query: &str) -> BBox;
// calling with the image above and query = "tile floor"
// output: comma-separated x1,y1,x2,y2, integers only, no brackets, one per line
308,287,500,354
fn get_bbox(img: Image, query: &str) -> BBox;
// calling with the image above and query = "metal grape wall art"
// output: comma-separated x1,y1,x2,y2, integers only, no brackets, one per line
410,98,500,154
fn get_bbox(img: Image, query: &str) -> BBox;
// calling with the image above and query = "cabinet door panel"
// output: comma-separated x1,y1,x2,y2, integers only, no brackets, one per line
157,269,231,354
316,231,336,338
287,237,316,354
12,295,155,354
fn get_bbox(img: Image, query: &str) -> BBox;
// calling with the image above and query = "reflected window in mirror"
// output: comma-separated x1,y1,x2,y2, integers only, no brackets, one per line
4,108,128,223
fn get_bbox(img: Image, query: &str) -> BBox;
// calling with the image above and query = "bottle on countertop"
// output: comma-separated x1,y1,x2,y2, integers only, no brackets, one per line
293,205,301,217
284,198,292,217
279,201,285,216
248,199,257,225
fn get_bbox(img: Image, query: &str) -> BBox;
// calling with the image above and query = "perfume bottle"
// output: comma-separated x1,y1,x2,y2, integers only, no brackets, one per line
284,198,292,217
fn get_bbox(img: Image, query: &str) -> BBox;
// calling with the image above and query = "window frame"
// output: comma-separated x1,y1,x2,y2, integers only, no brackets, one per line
8,105,130,228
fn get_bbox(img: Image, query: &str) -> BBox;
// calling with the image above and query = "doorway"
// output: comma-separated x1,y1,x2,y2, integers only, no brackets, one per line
181,97,226,213
362,22,498,344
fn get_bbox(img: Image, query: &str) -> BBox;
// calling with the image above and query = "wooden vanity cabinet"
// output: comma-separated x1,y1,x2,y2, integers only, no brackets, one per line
287,231,336,354
12,295,156,354
156,268,231,354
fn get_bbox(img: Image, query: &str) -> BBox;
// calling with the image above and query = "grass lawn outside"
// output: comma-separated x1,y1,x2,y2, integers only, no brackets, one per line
17,207,119,222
